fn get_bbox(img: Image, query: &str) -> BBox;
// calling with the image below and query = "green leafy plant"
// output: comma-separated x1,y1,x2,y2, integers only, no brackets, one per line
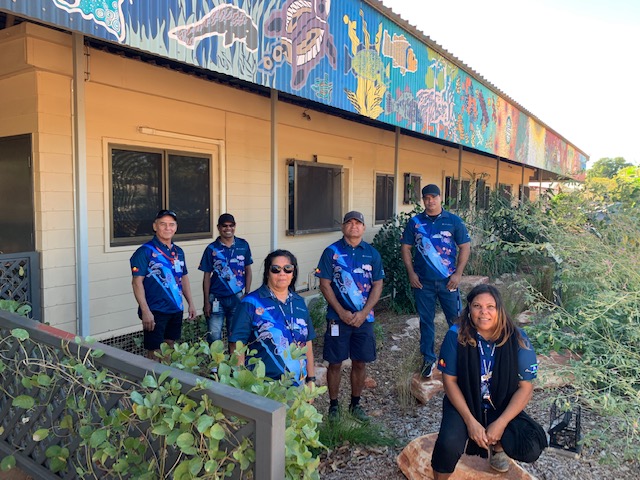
0,299,32,317
0,330,326,479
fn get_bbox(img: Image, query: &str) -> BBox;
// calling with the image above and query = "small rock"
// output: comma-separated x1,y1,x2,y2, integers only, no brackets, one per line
516,310,535,325
390,345,401,352
365,377,377,389
406,317,420,330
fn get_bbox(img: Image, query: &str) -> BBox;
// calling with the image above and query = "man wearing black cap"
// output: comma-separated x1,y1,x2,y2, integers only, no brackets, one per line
130,210,196,360
315,211,385,422
401,184,471,379
198,213,253,344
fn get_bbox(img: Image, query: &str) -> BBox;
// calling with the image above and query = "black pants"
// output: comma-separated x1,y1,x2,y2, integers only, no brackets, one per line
431,395,546,474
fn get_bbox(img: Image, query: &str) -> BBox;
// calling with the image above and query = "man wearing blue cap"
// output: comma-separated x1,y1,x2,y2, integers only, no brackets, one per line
401,184,471,379
130,209,197,360
315,211,385,422
198,213,253,344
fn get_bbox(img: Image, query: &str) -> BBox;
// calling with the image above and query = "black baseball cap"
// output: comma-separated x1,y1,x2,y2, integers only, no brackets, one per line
343,211,365,225
156,209,177,221
422,184,441,197
217,213,236,225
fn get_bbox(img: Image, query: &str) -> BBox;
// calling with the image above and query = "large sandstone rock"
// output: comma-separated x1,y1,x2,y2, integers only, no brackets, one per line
397,433,537,480
535,351,577,389
411,372,444,404
459,275,490,292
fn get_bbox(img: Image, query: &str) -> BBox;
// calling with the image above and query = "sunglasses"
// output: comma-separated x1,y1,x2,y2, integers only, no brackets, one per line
269,264,295,274
219,223,236,228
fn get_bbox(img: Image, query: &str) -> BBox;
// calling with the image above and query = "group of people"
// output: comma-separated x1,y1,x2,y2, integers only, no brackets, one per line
129,184,546,476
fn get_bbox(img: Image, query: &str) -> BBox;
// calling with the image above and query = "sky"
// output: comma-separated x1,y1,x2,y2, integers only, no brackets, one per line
381,0,640,167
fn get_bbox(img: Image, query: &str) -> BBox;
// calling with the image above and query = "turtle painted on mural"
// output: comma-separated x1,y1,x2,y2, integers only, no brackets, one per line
262,0,337,90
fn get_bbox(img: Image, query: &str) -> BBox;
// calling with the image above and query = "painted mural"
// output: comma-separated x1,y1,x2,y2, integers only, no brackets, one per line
0,0,587,177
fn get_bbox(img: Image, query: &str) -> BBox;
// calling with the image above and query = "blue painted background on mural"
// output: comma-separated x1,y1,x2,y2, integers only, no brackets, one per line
0,0,587,177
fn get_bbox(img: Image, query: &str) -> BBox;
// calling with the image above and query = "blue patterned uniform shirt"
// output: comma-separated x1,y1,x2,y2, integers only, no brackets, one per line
401,210,470,282
198,237,253,297
230,285,315,385
130,236,187,314
315,238,385,323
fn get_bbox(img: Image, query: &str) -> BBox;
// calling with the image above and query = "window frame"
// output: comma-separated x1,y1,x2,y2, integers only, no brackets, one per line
287,159,343,235
403,173,421,205
375,172,395,225
108,144,213,247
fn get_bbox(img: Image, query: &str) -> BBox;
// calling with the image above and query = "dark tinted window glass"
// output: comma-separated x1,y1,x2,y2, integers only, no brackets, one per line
168,154,211,234
288,161,342,234
112,149,162,239
375,174,394,223
0,135,34,253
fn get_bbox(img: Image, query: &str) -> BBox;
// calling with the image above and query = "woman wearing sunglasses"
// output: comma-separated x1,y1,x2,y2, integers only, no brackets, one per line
229,249,316,386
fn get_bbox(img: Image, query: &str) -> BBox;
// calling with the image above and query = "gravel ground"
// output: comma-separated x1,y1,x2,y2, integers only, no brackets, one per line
313,305,640,480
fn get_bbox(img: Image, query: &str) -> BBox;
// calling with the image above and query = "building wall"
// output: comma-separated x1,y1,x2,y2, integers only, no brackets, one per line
0,23,535,339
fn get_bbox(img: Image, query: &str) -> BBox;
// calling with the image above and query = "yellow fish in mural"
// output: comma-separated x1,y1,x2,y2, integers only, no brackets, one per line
382,31,418,75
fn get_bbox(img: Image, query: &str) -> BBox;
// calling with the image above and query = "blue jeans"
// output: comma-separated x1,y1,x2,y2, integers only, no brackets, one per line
207,292,242,343
414,278,461,364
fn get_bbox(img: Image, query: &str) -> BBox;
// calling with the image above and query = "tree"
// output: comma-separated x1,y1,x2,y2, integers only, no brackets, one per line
586,157,632,179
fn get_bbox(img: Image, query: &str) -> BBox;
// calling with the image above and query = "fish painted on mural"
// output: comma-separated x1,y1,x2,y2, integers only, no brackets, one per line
344,45,390,85
262,0,337,90
416,84,455,138
311,73,334,101
168,4,258,52
385,86,419,125
52,0,126,42
381,31,417,75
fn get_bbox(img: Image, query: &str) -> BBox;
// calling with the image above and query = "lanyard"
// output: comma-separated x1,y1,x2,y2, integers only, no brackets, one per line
154,245,176,264
269,289,296,334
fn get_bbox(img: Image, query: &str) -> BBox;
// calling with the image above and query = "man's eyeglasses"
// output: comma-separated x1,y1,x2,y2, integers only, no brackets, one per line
219,223,235,228
270,264,295,274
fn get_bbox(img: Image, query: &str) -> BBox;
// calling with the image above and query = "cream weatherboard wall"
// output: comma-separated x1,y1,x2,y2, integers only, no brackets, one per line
1,22,534,340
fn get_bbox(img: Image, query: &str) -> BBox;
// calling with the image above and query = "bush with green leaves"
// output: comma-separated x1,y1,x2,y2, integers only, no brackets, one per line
507,190,640,461
371,206,422,313
0,330,326,479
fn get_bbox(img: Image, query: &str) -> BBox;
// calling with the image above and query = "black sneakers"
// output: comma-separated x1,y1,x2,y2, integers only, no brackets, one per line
420,361,436,379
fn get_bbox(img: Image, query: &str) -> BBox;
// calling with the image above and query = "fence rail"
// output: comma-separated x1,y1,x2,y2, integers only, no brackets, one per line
0,311,286,479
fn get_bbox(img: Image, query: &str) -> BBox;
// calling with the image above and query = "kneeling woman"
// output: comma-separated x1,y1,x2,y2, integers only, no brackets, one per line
432,284,546,478
229,249,316,386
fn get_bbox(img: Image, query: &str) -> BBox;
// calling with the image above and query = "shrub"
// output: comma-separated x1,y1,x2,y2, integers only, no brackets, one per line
0,331,325,479
372,207,422,313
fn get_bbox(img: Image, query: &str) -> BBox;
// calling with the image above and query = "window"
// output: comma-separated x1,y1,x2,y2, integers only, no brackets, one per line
444,176,470,209
403,173,421,204
110,146,211,246
288,159,342,234
375,173,395,224
476,179,490,210
499,183,513,202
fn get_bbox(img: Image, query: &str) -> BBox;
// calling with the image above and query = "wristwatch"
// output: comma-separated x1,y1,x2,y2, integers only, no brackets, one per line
305,376,316,383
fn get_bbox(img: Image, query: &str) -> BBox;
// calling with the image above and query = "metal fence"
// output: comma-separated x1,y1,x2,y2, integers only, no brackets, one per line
0,251,41,321
0,311,286,479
